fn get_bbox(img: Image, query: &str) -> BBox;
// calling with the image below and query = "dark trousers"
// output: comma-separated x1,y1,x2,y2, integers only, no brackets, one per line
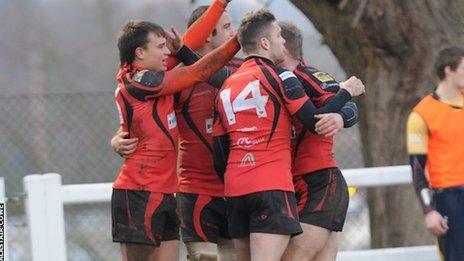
433,187,464,261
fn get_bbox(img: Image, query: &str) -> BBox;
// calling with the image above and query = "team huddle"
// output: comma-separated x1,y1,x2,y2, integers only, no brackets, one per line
110,1,365,260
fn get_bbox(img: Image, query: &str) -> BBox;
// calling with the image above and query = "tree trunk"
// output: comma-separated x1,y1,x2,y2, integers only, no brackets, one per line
290,0,464,247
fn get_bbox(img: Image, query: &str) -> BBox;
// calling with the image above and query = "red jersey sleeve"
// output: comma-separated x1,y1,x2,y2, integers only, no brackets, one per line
166,0,227,70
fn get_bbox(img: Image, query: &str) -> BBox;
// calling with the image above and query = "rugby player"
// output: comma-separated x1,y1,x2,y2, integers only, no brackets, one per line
212,9,365,261
278,21,359,261
174,4,241,261
111,18,239,260
111,1,239,260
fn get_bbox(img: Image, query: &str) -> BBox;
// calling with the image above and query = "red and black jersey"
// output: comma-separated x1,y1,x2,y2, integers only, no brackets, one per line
291,61,340,176
114,65,180,193
112,37,241,193
176,58,243,197
213,56,309,197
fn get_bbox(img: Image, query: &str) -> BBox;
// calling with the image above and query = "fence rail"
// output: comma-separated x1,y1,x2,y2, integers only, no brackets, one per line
21,165,439,261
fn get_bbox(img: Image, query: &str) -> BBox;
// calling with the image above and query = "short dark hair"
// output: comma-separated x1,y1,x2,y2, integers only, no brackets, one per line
237,8,276,53
187,5,217,36
279,20,303,60
435,45,464,80
117,20,165,66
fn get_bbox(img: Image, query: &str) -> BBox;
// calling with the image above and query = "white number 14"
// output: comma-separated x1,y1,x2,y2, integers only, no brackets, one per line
220,80,269,125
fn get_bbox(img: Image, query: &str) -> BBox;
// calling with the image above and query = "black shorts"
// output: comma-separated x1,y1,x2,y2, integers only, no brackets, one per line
111,189,180,246
177,192,230,243
293,168,349,232
226,190,302,238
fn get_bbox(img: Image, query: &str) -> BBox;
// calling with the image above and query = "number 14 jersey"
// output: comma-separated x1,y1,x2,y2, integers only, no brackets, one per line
213,56,309,197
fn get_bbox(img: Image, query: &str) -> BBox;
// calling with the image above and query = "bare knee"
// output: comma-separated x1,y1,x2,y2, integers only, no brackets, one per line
313,233,338,261
285,223,331,261
250,233,290,261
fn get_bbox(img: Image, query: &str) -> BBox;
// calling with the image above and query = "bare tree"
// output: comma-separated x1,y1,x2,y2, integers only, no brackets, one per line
289,0,464,247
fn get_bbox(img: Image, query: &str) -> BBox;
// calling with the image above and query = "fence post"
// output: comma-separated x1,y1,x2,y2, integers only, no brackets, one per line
0,178,7,261
24,174,67,261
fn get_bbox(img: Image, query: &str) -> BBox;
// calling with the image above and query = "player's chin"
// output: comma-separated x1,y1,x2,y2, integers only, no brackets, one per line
160,62,167,71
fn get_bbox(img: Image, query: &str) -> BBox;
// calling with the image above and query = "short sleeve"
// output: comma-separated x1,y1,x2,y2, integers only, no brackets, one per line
407,112,428,154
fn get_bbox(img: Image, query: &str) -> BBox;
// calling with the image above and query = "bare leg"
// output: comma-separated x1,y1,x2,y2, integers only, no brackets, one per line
282,223,331,261
120,243,157,261
313,232,338,261
249,233,290,261
233,237,250,261
153,240,180,261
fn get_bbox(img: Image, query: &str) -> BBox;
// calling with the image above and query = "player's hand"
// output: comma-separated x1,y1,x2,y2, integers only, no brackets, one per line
425,210,449,236
110,131,138,158
314,113,344,137
165,27,183,54
340,76,365,97
219,0,233,4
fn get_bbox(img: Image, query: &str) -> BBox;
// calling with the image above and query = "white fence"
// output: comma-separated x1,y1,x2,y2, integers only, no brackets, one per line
21,165,439,261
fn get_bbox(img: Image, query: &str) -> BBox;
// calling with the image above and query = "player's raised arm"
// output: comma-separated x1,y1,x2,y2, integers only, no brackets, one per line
158,35,240,96
166,0,231,69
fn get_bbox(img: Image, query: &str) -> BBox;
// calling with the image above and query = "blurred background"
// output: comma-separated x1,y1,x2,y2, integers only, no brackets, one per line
3,0,461,259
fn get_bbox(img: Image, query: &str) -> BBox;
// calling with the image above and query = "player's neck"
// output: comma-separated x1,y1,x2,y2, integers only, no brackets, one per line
246,50,274,63
132,61,149,71
436,81,462,101
279,56,299,71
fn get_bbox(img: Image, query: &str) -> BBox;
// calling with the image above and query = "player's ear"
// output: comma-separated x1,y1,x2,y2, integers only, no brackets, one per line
444,65,455,77
260,37,270,51
135,46,145,60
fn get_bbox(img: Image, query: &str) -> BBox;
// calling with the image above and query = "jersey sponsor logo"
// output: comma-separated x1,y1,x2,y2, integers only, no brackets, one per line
239,152,256,167
236,137,264,148
321,82,340,90
237,126,258,132
167,112,177,129
312,72,335,83
205,118,213,134
279,71,297,81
